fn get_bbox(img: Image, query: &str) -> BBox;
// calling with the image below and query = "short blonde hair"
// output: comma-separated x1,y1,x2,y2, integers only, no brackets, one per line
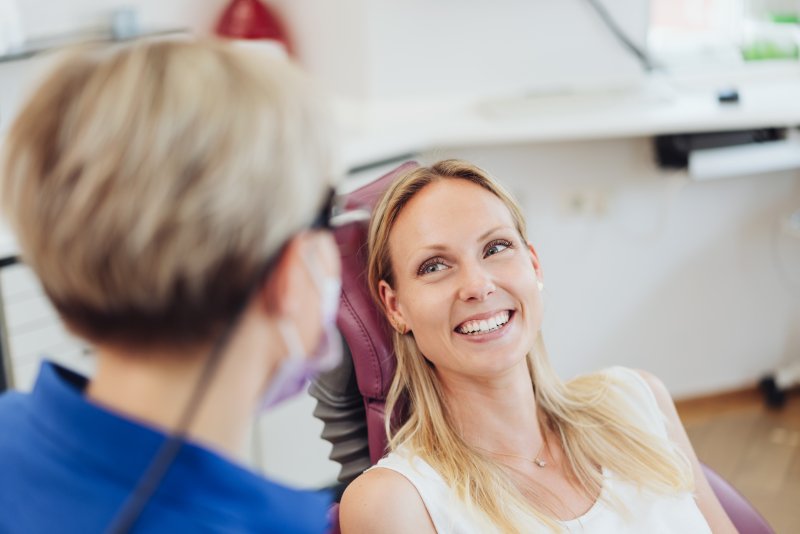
1,39,334,347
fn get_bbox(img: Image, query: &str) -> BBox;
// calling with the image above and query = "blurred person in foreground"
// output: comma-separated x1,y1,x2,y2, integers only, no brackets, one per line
0,39,340,533
340,160,737,533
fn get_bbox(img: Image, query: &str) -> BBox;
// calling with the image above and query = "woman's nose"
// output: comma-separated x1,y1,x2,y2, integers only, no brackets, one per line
457,264,496,302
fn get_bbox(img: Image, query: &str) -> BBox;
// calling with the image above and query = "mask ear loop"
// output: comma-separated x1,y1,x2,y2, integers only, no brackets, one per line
255,318,309,410
276,318,307,361
250,308,303,473
250,319,307,472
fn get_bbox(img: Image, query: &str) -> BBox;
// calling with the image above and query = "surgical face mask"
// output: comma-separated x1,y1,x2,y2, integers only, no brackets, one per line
258,253,342,410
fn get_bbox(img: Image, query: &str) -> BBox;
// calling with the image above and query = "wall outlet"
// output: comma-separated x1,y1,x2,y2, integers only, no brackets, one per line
782,209,800,238
562,188,608,217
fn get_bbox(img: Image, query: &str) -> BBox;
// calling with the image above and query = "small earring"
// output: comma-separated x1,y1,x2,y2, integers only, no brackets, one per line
537,280,544,291
390,318,406,334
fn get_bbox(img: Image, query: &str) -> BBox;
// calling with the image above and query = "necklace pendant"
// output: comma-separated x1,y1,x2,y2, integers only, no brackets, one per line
534,458,547,468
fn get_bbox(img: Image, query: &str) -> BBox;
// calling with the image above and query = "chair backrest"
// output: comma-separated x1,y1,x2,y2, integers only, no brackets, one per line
333,161,418,464
327,161,774,534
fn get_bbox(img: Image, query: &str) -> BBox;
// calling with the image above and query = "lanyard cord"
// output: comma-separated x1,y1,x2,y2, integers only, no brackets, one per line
104,311,242,534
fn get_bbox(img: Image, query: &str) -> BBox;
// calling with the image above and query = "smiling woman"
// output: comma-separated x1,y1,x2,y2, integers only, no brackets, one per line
375,177,543,382
339,160,738,534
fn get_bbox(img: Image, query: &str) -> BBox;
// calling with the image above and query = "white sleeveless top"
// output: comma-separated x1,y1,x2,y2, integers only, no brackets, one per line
370,367,711,533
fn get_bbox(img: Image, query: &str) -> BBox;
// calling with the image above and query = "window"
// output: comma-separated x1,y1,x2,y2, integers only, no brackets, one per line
649,0,747,66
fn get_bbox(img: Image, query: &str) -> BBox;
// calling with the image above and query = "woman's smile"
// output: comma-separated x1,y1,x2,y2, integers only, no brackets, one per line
454,309,516,342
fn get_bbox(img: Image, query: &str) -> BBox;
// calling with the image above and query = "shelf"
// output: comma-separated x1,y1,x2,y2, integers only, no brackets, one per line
338,72,800,170
0,27,188,65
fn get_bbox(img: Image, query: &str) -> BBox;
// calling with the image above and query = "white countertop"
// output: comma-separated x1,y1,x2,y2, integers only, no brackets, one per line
340,67,800,169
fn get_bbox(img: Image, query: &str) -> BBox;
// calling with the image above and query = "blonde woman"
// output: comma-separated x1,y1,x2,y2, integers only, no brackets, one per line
0,41,339,533
340,160,737,533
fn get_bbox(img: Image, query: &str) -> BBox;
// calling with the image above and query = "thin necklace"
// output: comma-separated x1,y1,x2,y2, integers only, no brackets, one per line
473,439,548,468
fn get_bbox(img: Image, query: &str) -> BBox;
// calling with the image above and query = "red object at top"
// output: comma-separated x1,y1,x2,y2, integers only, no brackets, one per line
215,0,290,48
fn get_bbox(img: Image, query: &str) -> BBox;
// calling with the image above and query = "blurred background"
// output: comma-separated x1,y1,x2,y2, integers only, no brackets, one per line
0,1,799,531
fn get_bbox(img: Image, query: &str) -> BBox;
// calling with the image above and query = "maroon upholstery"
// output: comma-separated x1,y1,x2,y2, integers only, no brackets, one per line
702,465,773,534
327,504,341,534
331,161,773,534
334,161,418,464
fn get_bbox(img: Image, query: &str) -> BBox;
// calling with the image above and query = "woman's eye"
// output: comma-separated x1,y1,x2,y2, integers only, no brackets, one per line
419,259,448,275
485,240,511,257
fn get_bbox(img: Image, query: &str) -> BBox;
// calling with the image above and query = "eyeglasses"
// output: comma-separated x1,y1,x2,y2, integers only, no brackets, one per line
255,186,350,285
309,187,338,231
311,186,375,234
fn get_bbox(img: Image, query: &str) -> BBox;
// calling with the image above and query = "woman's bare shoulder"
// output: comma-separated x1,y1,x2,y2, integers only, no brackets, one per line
339,467,436,534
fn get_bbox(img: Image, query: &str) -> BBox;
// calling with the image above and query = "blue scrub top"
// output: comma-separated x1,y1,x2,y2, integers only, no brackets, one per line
0,361,331,533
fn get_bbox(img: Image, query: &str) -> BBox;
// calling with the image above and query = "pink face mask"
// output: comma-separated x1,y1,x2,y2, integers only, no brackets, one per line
258,256,342,410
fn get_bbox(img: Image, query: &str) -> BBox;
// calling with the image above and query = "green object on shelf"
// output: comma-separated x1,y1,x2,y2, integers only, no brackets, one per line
741,40,799,61
770,12,800,24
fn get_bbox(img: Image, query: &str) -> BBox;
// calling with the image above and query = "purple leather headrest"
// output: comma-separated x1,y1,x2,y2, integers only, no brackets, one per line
334,161,419,401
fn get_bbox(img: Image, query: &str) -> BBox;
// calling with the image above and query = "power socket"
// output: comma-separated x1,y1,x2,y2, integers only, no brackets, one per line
782,209,800,239
561,188,607,217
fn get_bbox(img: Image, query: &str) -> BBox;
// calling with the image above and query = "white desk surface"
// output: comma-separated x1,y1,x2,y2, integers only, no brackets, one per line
3,66,800,258
340,67,800,170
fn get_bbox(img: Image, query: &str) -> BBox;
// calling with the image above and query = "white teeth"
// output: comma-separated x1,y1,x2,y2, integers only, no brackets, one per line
457,310,511,335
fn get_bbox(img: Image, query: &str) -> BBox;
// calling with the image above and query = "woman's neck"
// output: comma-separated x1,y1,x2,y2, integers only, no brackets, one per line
440,358,545,457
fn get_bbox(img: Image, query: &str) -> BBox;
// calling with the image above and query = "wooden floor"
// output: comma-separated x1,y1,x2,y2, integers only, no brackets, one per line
676,388,800,534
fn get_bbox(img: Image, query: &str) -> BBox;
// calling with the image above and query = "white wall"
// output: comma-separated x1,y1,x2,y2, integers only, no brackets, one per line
276,0,649,102
426,140,800,397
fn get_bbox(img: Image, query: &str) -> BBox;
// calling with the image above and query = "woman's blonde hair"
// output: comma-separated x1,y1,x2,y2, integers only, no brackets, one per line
1,39,333,347
367,160,693,532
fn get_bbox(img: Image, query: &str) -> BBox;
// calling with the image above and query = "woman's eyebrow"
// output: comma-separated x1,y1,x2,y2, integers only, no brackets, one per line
477,225,514,242
414,243,450,254
410,225,515,257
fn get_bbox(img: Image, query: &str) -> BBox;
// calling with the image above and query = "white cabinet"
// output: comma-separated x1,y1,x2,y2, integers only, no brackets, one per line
0,261,94,391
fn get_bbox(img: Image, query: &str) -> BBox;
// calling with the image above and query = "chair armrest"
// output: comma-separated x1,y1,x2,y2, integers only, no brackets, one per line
702,463,774,534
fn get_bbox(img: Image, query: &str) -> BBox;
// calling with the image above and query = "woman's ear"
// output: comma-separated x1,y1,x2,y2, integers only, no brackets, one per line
378,279,407,334
527,241,543,284
256,230,339,321
259,235,307,317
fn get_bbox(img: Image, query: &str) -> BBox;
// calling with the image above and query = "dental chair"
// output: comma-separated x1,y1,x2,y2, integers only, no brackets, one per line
312,162,774,534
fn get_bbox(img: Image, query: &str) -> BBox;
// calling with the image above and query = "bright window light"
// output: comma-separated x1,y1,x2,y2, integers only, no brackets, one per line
649,0,747,67
650,0,800,69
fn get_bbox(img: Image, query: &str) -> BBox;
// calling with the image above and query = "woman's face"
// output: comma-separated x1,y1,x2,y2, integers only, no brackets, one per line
380,179,543,380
